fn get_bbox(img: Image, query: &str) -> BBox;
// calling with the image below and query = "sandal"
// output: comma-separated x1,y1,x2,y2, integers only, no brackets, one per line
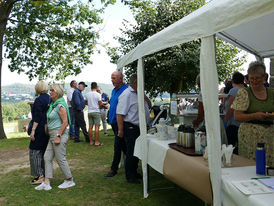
30,176,43,185
94,142,104,146
90,140,95,146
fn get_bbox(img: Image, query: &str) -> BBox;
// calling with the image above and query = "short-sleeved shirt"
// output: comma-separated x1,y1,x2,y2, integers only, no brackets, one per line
67,87,75,108
232,87,274,114
47,104,67,132
116,86,150,126
86,91,101,113
226,86,242,127
108,83,128,124
101,93,109,103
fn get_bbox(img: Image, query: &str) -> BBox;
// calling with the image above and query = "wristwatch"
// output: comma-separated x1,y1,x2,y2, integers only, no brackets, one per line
56,134,61,137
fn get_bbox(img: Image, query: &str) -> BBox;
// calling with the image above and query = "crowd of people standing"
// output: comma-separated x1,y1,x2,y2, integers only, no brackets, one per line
28,69,151,191
27,60,273,191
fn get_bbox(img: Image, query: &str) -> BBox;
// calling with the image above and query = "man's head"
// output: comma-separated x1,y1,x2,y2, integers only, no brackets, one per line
91,82,97,90
96,86,102,94
128,73,137,91
111,70,123,88
70,80,77,89
232,71,244,85
78,81,87,91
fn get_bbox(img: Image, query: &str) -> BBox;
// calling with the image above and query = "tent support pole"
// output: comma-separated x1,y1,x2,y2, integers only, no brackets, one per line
200,36,222,206
137,58,149,198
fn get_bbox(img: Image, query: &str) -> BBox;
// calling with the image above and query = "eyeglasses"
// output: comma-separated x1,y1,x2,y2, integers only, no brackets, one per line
249,76,263,81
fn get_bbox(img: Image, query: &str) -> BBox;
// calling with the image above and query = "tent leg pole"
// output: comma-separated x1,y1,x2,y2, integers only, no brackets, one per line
147,165,150,192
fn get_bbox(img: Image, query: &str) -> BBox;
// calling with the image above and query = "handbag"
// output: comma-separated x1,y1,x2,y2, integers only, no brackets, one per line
27,120,34,135
44,96,51,136
44,124,49,136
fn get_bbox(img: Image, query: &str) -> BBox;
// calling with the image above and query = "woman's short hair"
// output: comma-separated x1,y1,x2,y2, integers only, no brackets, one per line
50,84,64,98
248,61,266,76
35,80,48,95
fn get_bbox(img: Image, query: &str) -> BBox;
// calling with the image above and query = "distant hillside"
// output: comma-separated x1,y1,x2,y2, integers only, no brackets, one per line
2,82,113,104
2,83,36,95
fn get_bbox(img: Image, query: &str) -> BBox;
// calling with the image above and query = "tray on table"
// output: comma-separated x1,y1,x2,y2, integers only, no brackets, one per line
168,143,202,156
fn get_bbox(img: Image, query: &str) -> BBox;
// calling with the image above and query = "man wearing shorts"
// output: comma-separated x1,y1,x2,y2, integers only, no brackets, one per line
85,82,107,146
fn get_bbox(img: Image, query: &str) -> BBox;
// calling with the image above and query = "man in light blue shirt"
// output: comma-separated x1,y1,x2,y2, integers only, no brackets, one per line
116,74,151,184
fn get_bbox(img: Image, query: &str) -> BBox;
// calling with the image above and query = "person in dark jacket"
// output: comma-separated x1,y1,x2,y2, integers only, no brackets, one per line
71,81,89,143
29,80,50,184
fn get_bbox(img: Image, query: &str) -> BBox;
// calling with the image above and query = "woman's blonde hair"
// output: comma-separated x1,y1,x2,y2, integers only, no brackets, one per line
35,80,48,95
50,84,64,98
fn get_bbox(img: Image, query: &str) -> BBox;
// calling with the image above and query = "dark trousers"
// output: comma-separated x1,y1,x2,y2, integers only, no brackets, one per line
73,110,89,141
69,107,75,138
110,123,126,173
226,124,239,155
124,122,140,180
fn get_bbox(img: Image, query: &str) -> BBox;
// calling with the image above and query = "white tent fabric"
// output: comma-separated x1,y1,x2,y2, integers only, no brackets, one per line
137,58,149,198
200,36,222,205
117,0,274,69
117,0,274,205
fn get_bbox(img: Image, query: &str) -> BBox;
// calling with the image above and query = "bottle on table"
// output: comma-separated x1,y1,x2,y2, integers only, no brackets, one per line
256,142,266,175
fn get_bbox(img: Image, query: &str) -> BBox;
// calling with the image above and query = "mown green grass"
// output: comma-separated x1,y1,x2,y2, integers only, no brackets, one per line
0,131,204,206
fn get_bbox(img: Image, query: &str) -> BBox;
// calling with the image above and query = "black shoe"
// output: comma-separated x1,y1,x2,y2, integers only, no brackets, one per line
74,139,83,143
104,171,117,178
127,178,141,184
85,139,90,143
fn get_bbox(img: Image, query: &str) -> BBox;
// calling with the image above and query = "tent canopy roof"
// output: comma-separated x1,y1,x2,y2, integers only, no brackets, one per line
117,0,274,69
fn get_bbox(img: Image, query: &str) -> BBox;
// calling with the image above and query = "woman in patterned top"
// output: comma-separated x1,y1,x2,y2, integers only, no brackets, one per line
232,61,274,166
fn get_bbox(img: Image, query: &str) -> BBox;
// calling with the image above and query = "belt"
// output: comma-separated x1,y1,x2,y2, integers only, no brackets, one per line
247,120,273,125
124,121,139,128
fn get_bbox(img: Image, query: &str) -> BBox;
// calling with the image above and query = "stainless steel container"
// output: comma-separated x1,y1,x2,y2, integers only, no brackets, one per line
177,132,194,148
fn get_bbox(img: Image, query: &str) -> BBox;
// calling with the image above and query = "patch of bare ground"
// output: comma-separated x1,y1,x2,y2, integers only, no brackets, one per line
93,164,109,172
0,148,61,175
0,197,6,205
0,148,29,175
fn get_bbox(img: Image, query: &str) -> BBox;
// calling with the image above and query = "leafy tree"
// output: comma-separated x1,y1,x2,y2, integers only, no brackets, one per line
109,0,246,97
0,0,115,139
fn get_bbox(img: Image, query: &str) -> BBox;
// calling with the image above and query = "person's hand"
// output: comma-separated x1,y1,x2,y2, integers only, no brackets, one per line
30,131,35,141
54,136,61,145
265,112,274,120
117,130,124,138
254,112,269,121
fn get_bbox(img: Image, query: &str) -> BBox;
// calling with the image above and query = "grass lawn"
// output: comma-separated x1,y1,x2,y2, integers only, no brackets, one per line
0,131,204,206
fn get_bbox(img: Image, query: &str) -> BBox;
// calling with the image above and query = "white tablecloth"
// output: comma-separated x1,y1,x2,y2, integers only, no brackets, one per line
134,135,175,174
222,166,274,206
134,136,274,205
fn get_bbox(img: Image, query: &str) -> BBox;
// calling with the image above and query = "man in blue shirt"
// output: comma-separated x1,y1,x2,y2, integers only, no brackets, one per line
104,71,128,178
71,81,89,143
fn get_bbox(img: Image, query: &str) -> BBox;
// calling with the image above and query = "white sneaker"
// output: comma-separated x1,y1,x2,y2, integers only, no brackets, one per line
58,179,76,189
35,182,52,191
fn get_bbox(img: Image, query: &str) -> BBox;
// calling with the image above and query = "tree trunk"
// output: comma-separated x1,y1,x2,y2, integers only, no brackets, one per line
0,1,16,139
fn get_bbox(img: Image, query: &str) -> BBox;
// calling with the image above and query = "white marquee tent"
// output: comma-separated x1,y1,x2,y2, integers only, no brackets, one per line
116,0,274,205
